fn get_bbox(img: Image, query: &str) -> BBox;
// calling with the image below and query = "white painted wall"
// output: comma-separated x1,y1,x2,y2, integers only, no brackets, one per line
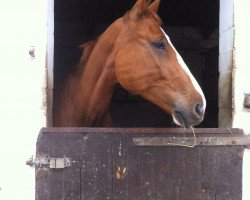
233,1,250,200
219,0,234,127
0,0,48,199
220,0,250,199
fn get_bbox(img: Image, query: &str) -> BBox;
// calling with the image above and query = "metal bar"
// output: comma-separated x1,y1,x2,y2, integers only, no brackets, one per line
133,135,250,148
41,127,244,135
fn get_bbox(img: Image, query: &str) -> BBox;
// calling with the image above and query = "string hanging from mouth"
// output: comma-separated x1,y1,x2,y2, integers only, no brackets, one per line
176,112,197,148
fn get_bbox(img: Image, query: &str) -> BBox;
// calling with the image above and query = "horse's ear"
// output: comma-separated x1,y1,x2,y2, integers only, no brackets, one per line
130,0,148,17
148,0,160,13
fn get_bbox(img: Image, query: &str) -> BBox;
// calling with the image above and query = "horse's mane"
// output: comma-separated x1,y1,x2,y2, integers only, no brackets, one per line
75,38,99,73
80,39,98,64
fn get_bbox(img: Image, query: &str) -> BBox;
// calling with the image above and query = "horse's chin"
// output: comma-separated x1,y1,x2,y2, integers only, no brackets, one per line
172,113,202,128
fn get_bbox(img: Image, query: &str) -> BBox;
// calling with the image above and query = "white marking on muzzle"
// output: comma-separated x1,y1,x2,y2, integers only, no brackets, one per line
160,27,206,124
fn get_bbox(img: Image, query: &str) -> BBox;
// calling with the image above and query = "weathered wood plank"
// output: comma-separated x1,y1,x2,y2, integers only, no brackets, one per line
111,134,129,200
140,147,157,200
171,147,186,200
199,146,243,200
80,134,112,200
184,148,203,200
36,167,51,200
212,147,232,200
36,131,81,200
126,138,142,200
61,133,81,200
154,147,172,199
230,146,243,200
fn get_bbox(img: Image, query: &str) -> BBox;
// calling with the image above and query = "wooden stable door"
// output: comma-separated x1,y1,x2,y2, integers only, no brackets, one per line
33,128,250,200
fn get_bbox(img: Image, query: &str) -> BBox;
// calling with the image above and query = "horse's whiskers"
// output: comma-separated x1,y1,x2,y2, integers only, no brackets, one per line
176,111,185,128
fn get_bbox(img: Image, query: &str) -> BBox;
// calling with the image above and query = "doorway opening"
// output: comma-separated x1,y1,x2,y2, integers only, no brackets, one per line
53,0,219,127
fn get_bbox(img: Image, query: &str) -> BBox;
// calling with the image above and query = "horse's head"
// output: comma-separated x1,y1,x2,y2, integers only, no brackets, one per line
114,0,206,127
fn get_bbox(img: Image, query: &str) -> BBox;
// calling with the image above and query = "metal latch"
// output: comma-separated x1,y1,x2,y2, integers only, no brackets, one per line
26,156,72,169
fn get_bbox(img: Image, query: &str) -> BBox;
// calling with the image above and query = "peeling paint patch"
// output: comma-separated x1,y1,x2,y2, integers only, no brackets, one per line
116,166,127,180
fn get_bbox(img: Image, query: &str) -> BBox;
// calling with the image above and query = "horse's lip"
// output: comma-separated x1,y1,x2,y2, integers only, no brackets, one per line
174,111,190,128
174,111,203,128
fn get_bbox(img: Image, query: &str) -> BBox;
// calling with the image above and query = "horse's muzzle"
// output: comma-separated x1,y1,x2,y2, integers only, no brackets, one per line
173,102,205,127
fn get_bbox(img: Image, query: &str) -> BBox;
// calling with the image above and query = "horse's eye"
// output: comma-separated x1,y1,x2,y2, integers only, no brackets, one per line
152,40,166,50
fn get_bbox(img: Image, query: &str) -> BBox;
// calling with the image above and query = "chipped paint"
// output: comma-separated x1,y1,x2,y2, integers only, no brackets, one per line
116,166,127,180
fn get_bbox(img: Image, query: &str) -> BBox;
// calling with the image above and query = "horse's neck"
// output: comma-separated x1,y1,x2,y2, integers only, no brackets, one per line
71,20,122,126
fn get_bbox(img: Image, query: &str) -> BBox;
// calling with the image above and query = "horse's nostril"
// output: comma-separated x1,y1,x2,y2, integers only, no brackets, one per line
195,103,203,117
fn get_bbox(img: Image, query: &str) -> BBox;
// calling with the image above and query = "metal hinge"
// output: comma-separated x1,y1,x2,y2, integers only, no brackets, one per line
26,156,72,169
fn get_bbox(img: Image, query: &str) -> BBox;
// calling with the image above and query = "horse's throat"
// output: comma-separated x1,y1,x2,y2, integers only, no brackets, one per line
81,65,116,126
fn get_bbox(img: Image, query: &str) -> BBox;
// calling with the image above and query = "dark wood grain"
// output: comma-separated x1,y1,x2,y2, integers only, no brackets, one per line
36,128,244,200
111,134,129,200
36,131,81,200
80,134,112,200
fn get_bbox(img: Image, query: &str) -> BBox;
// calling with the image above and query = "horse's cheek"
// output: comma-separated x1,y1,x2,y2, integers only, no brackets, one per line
114,51,134,90
115,43,156,93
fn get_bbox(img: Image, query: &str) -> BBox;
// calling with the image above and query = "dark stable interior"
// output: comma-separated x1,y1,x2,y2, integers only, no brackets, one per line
54,0,219,127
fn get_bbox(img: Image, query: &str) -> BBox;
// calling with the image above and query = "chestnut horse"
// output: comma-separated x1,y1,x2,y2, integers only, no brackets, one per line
53,0,206,127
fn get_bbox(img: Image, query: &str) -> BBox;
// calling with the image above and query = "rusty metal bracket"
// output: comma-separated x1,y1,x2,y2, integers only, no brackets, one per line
133,135,250,148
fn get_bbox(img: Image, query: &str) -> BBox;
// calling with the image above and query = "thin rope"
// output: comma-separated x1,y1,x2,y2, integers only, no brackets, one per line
227,128,233,135
176,112,197,148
